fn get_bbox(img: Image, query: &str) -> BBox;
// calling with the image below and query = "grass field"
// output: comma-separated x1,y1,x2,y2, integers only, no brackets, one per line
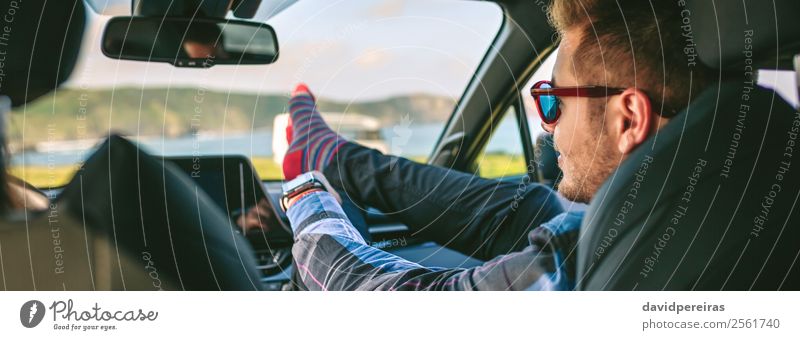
10,153,526,188
476,153,527,178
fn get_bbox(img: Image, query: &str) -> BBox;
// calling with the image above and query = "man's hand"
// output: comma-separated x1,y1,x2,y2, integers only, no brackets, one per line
236,198,277,232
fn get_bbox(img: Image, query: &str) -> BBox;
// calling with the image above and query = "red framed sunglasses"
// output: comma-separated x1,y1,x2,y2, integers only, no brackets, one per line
529,80,625,124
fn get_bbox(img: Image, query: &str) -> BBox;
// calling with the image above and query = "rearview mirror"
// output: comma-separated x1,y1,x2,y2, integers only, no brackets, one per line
102,16,279,67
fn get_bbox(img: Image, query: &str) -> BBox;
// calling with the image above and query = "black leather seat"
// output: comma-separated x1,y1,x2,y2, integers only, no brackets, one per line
577,0,800,290
0,0,262,290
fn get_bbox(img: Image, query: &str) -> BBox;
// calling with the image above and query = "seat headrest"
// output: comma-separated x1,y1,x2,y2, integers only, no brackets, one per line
0,0,86,107
687,0,800,71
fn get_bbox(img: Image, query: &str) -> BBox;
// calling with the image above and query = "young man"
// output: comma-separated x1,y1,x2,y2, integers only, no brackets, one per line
280,0,711,290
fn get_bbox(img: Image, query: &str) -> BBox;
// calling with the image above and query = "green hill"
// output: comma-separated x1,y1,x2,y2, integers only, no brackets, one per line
8,88,454,148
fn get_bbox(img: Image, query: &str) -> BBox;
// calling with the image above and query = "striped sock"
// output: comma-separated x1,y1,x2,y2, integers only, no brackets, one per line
283,83,347,180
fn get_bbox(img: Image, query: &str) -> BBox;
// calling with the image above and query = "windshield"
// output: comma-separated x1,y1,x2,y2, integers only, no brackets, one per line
8,0,503,188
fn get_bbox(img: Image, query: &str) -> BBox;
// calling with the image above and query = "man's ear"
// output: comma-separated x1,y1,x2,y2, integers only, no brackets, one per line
610,88,653,154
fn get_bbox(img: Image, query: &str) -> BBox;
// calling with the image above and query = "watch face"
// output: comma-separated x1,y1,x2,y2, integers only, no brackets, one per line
282,172,315,195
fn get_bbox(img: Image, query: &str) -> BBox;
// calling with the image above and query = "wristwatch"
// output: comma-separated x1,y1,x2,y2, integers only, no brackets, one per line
280,171,340,211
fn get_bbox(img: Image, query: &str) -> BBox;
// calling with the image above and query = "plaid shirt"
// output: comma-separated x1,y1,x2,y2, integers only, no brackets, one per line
287,191,582,291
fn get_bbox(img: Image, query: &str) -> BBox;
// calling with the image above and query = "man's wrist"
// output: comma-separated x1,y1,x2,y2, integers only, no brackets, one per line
281,171,343,211
286,188,324,210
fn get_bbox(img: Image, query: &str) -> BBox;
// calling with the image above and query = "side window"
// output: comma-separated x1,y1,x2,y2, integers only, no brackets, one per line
757,69,799,108
475,105,527,178
521,49,558,146
473,50,559,181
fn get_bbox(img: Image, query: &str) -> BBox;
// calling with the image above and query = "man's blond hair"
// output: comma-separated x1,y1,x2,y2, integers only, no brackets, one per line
548,0,711,116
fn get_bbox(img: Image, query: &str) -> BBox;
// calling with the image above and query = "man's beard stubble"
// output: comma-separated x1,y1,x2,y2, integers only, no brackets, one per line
556,125,621,204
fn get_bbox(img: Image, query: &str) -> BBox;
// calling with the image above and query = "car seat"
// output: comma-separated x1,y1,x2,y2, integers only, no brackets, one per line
577,0,800,290
0,0,262,290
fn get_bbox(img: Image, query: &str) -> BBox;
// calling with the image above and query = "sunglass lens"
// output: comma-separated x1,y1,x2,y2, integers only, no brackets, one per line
537,83,558,123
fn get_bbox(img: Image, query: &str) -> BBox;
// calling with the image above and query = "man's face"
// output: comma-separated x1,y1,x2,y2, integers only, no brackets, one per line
547,31,622,203
183,41,219,59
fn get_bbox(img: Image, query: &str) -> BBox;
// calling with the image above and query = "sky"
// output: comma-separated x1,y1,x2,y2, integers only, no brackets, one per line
68,0,503,101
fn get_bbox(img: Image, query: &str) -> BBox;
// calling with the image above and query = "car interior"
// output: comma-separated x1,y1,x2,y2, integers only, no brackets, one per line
0,0,798,290
581,0,800,290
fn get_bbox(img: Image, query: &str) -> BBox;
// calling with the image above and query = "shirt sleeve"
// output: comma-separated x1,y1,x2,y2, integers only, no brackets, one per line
287,191,581,291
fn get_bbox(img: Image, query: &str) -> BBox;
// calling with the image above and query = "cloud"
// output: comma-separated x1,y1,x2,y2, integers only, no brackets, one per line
356,48,390,68
367,0,405,17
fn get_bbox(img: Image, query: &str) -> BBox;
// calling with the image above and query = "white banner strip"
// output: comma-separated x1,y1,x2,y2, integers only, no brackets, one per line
0,291,797,339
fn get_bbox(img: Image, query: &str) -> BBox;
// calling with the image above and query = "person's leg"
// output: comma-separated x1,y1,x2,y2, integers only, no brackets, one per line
324,143,564,261
337,188,370,242
283,84,563,260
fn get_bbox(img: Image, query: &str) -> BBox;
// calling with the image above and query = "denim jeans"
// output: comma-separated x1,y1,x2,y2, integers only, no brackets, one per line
323,143,565,261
